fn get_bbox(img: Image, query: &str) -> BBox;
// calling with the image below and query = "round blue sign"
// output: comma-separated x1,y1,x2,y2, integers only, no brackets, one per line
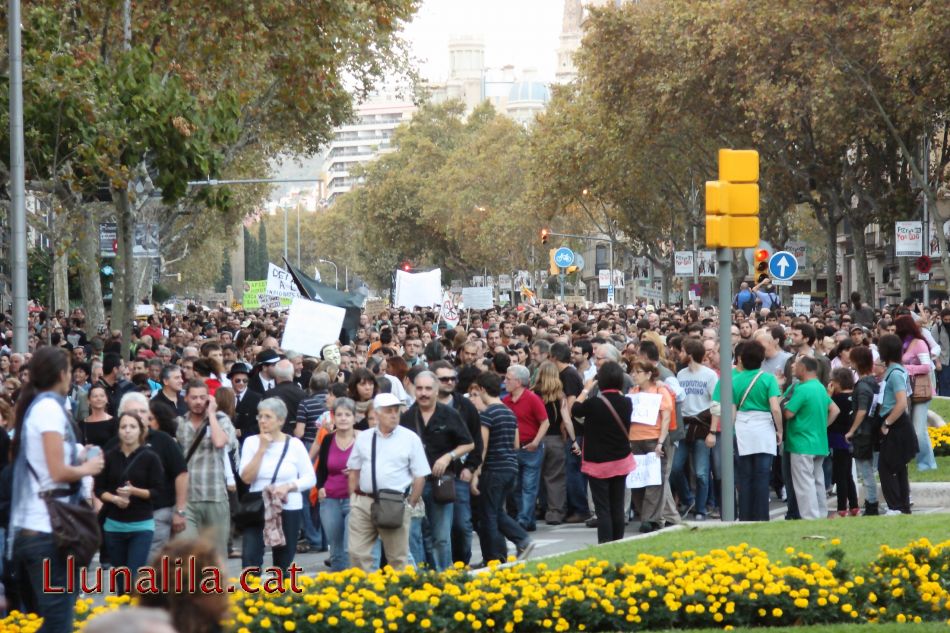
768,251,798,280
554,247,575,268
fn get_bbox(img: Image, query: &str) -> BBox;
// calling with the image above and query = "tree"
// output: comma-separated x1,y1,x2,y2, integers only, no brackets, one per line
256,221,270,280
214,247,232,293
244,226,259,281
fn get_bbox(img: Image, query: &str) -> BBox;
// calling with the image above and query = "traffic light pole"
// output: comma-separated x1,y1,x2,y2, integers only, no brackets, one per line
718,247,736,522
544,230,615,302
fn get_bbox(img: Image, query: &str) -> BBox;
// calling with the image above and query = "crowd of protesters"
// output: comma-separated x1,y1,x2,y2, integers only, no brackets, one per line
0,289,942,631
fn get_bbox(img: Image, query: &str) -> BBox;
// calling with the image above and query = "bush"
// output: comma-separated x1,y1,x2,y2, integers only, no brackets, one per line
928,426,950,456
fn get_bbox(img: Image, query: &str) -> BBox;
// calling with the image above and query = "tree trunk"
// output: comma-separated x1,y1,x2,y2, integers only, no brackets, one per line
899,257,911,301
825,216,839,306
52,248,69,313
850,216,873,303
810,266,819,294
660,265,672,306
112,188,136,355
76,207,106,334
932,207,950,287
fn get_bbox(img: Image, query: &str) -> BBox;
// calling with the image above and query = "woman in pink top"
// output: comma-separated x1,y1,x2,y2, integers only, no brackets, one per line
894,315,937,471
316,397,360,570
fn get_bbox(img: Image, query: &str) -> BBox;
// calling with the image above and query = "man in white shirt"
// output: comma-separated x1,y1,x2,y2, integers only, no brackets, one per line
347,393,430,572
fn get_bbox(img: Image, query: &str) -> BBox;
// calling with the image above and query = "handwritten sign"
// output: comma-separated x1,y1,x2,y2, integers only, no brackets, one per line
895,221,923,257
363,299,387,319
627,392,663,426
440,291,460,328
266,263,302,299
792,294,812,316
626,453,662,489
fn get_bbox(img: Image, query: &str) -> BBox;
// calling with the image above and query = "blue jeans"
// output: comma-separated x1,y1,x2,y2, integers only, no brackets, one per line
301,489,325,548
242,509,303,574
669,439,710,514
912,403,938,471
319,497,350,571
408,517,425,568
565,440,589,517
421,479,454,571
451,475,473,565
480,469,530,562
855,453,879,504
937,365,950,397
104,529,154,594
515,444,545,530
13,530,79,633
736,453,773,521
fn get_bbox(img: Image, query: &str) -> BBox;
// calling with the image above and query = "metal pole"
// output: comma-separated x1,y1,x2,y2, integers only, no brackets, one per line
718,247,735,522
692,225,699,307
559,268,565,302
8,0,28,353
296,206,301,268
608,238,614,304
344,266,348,292
283,207,288,262
923,135,930,307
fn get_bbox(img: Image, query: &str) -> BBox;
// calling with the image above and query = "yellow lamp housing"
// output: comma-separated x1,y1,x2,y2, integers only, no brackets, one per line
718,149,759,183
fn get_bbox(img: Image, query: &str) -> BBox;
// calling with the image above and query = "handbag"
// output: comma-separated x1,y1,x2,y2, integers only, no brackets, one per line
909,374,933,404
684,409,713,443
369,433,407,529
27,458,100,568
414,408,456,504
234,437,290,530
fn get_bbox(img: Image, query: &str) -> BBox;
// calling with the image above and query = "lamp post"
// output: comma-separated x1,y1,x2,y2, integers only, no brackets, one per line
319,259,338,289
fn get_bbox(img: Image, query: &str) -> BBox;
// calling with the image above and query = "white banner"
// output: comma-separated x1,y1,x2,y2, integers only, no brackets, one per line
598,269,611,289
280,297,346,357
394,268,442,308
792,294,812,315
266,263,302,300
461,286,494,310
697,250,718,277
674,251,694,276
895,221,923,257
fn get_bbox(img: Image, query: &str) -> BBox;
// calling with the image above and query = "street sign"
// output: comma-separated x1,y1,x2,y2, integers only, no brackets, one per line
919,273,931,281
771,279,793,286
553,247,575,268
607,285,615,304
916,256,932,274
768,250,798,280
574,253,585,271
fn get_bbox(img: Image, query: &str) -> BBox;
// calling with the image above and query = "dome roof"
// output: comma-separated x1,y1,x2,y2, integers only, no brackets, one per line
508,81,550,104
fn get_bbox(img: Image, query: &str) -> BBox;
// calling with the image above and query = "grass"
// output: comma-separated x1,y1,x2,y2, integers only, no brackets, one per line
909,455,950,482
653,627,950,633
930,396,950,422
533,511,950,571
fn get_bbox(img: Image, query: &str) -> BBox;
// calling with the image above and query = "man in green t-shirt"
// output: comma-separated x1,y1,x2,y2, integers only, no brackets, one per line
783,356,840,520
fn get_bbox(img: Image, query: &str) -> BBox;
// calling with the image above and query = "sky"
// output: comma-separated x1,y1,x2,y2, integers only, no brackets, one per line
403,0,563,83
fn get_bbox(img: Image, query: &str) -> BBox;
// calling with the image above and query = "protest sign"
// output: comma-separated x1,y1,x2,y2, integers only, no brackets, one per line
628,392,663,425
266,263,302,299
626,453,662,489
280,298,346,357
394,268,442,308
462,287,494,310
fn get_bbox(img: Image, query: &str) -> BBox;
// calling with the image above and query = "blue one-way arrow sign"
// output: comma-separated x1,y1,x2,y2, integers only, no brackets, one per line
768,250,798,281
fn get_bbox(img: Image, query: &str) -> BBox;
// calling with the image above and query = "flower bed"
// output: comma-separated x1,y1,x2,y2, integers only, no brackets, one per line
4,538,950,632
928,426,950,456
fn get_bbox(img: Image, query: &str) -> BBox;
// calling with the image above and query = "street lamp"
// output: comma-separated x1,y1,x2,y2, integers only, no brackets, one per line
319,259,338,289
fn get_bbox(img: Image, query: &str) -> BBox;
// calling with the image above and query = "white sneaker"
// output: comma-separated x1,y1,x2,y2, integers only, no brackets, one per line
884,509,902,516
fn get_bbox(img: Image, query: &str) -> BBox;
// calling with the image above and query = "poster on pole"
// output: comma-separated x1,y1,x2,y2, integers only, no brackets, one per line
895,221,923,257
786,241,808,268
928,221,950,256
631,257,651,280
792,294,812,316
394,268,442,308
99,222,117,258
612,269,624,289
674,251,694,276
132,224,160,258
697,250,718,277
598,269,611,289
280,298,346,357
462,287,494,310
498,274,512,291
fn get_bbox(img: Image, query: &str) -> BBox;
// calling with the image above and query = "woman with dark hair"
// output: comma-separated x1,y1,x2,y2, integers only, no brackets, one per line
570,361,632,543
893,314,937,471
845,345,881,515
347,368,378,429
9,346,105,632
79,384,117,448
876,334,918,514
627,359,674,534
709,341,782,522
149,399,179,437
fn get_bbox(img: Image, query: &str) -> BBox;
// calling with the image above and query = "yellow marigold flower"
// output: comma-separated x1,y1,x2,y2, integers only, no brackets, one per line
830,538,841,546
260,618,271,629
283,622,295,632
794,598,808,608
772,608,783,618
328,616,339,626
897,614,907,623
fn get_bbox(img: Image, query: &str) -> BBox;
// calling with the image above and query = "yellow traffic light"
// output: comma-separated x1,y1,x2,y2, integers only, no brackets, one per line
566,265,579,274
705,149,760,248
541,228,549,245
549,249,558,274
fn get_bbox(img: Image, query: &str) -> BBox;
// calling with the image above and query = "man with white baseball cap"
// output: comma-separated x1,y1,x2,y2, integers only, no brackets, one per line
346,392,431,571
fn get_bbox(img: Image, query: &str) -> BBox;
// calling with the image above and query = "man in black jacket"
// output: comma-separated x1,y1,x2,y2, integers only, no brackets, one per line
98,353,136,418
264,358,306,434
228,362,262,445
248,349,280,394
429,360,484,565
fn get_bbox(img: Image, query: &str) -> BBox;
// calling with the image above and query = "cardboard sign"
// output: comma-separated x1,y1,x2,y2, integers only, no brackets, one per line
280,297,346,357
626,453,662,489
363,299,387,319
462,287,494,310
394,268,442,308
792,294,812,315
266,263,302,299
628,392,663,426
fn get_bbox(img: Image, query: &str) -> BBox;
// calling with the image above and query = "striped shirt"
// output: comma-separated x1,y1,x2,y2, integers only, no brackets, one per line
480,403,518,475
176,412,237,503
296,392,328,448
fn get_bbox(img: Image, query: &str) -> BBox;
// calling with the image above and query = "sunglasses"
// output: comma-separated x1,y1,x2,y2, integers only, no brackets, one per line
232,377,248,384
439,376,458,383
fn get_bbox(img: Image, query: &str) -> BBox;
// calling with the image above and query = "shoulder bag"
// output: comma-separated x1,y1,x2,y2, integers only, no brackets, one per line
184,421,209,464
909,373,933,404
597,394,630,439
370,432,409,529
234,437,290,530
26,412,101,568
415,408,456,504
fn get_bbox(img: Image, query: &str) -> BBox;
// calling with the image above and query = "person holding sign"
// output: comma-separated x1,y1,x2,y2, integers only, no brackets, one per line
627,360,674,534
570,361,634,543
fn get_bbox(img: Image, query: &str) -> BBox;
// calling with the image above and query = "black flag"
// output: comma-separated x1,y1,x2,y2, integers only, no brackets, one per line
282,257,364,344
